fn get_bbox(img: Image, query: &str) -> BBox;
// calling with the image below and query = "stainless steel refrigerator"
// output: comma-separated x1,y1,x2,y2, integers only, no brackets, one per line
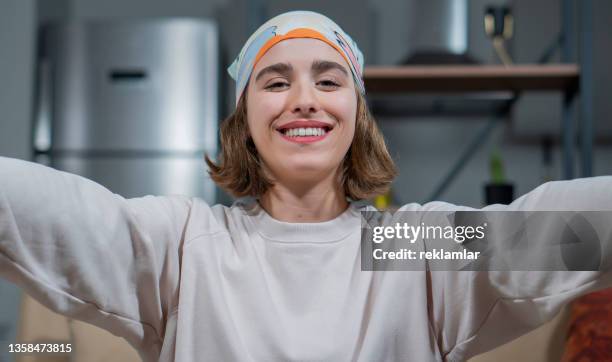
33,18,219,202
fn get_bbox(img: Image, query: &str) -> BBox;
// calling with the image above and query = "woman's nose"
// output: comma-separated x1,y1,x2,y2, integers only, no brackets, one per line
289,81,321,114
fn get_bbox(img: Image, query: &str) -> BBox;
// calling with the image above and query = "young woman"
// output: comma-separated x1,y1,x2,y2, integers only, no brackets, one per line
1,10,611,362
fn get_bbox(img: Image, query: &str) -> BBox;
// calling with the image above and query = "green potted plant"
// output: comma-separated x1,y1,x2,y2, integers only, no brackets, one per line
484,149,514,205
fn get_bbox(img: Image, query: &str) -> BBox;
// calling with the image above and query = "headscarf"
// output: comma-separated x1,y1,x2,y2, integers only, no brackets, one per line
227,10,365,106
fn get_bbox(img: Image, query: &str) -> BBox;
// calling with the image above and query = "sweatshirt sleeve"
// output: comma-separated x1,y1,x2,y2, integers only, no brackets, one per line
0,156,193,359
421,176,612,361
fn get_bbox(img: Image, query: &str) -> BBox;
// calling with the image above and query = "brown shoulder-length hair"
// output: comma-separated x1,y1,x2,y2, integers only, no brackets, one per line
204,89,398,201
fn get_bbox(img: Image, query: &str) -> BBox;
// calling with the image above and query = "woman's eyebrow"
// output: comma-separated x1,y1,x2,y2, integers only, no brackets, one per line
311,60,349,77
255,63,293,82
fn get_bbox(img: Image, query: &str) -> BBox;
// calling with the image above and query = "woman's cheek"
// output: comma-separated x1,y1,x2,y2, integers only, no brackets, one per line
327,94,356,119
260,92,285,109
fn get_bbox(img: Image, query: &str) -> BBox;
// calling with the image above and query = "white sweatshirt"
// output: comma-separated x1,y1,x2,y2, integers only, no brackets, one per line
1,156,612,362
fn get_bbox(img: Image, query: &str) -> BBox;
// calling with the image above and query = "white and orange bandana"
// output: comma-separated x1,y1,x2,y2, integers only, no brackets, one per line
227,10,365,106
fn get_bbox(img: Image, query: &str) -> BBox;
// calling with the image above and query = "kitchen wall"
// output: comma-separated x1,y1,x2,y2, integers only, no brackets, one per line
0,1,36,361
377,0,612,207
0,0,36,159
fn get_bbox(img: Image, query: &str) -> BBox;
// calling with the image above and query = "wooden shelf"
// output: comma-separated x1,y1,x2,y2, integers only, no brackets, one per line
363,64,579,93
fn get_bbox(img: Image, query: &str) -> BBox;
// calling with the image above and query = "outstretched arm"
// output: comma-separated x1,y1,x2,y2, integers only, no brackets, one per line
421,176,612,361
0,157,193,360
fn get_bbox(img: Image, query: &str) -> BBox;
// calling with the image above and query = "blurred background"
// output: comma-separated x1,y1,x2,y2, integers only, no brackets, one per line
0,0,610,361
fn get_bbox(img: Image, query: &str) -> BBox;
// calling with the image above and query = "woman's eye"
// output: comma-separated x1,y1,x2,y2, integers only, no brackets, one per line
319,80,340,88
266,82,289,89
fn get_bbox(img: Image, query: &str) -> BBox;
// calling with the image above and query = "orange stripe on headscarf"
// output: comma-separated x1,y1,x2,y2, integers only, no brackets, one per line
253,28,350,71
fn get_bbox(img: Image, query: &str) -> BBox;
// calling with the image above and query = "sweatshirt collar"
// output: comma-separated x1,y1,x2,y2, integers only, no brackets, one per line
235,197,366,243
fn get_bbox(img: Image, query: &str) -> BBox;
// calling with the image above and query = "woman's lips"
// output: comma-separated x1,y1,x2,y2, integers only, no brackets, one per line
277,128,331,144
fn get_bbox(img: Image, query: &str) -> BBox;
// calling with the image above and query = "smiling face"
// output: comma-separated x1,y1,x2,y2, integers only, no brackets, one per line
245,38,358,185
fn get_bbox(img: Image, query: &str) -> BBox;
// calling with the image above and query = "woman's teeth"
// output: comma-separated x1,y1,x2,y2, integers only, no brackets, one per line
282,127,327,137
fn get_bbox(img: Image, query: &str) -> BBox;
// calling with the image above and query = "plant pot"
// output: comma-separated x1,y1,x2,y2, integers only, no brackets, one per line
484,183,514,205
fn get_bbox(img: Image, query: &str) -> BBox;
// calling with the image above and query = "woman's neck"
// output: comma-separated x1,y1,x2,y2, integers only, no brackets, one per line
258,175,349,223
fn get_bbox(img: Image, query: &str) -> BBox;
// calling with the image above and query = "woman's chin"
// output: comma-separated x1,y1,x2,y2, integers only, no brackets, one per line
278,161,339,178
